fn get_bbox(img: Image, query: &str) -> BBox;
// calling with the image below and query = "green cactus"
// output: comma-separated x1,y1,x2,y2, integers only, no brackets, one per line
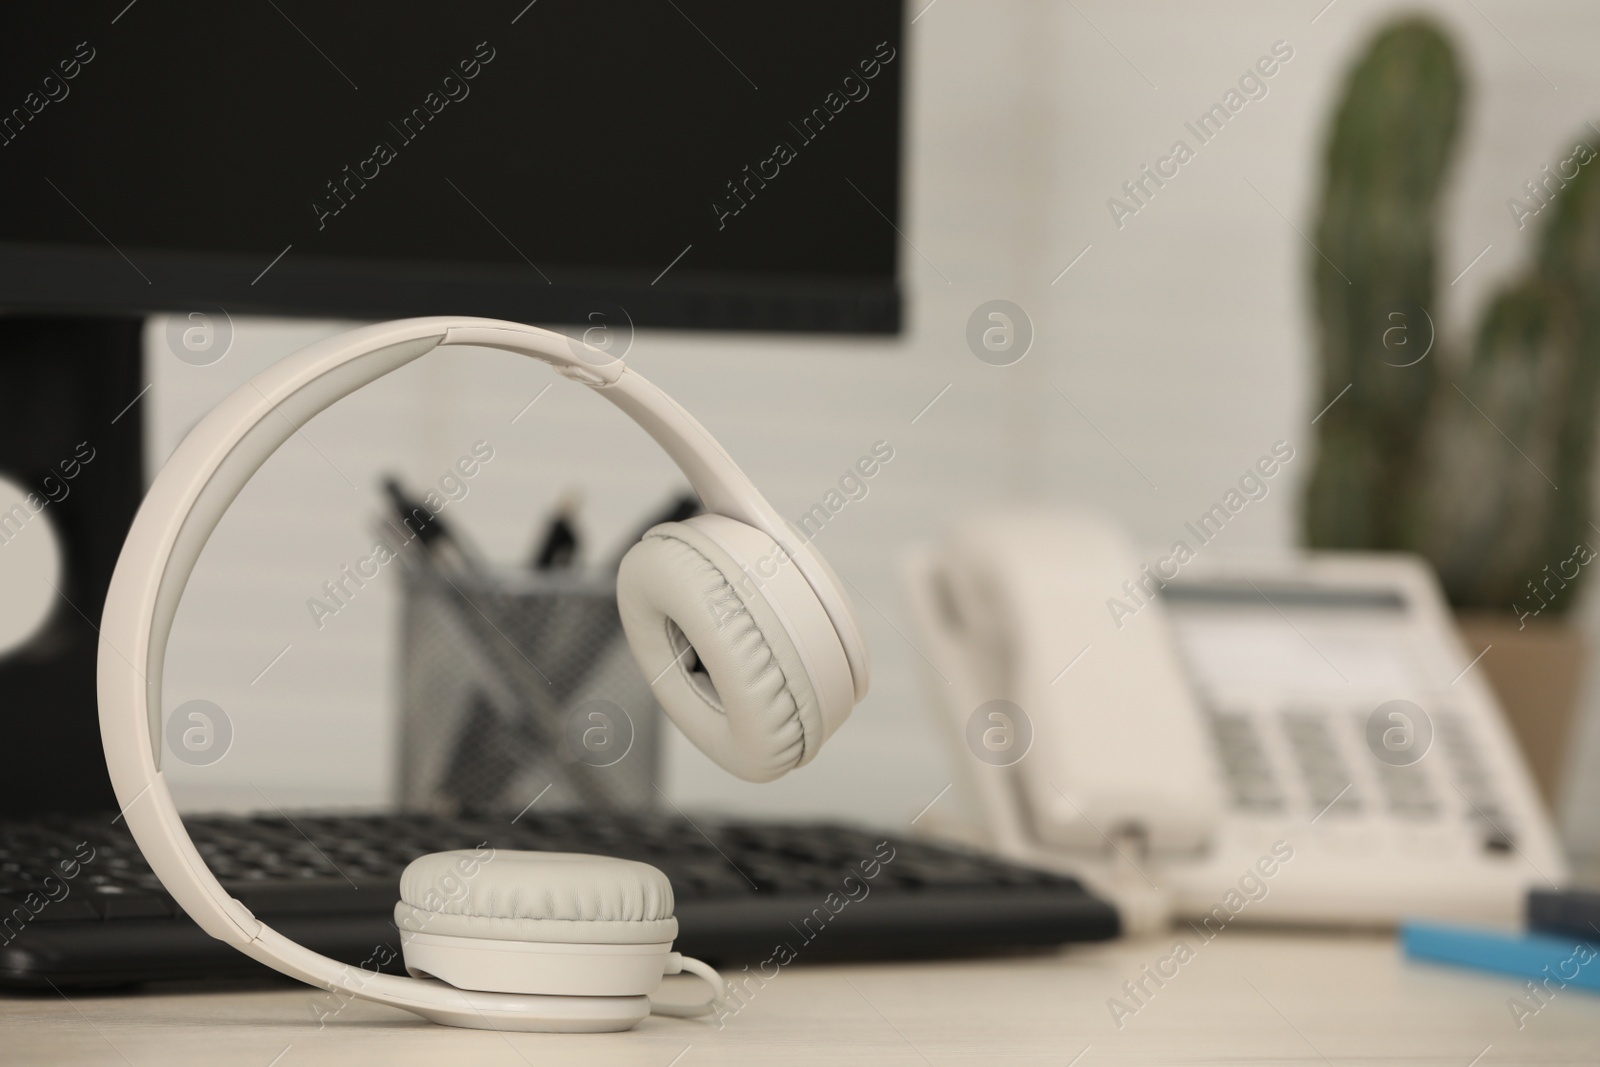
1413,276,1578,606
1303,19,1462,552
1305,17,1600,616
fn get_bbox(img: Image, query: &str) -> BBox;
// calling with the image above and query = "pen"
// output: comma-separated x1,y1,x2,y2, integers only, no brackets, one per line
531,489,582,571
384,476,484,576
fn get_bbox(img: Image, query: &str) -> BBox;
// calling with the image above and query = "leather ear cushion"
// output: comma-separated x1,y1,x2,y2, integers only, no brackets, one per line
616,522,821,783
394,850,678,945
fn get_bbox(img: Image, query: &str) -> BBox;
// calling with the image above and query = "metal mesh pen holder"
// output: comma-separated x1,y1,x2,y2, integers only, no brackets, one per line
398,567,660,815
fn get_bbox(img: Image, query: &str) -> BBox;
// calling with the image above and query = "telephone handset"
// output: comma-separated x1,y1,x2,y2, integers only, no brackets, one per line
904,510,1567,927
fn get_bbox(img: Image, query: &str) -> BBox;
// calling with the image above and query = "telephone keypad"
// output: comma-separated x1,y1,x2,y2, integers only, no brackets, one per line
1203,709,1284,812
1281,709,1362,817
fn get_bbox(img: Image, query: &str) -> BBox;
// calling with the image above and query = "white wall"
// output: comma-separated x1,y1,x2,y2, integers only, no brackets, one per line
150,0,1600,854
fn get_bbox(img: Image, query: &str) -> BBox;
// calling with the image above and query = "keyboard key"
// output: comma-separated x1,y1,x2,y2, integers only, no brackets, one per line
83,884,176,919
225,878,399,917
0,893,99,923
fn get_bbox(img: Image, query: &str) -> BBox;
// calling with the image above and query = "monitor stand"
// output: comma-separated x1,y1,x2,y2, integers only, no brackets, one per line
0,315,144,816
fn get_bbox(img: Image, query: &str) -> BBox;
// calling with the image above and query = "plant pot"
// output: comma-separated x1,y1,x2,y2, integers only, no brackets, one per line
1453,611,1585,813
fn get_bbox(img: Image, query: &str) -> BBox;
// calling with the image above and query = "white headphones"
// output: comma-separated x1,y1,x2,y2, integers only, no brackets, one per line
97,317,870,1032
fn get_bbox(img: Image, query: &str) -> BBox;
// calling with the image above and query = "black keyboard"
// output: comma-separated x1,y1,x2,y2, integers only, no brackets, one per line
0,811,1118,988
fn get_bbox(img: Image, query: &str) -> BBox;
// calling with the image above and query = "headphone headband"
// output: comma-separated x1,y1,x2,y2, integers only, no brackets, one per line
96,317,866,1023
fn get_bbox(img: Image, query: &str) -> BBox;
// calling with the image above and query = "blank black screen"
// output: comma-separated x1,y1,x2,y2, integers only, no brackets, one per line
0,1,903,331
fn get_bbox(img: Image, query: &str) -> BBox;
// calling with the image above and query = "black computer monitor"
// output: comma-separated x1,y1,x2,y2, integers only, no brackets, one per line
0,0,905,814
1,1,903,331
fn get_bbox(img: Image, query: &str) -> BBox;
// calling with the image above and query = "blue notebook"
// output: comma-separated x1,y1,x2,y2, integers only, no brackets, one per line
1402,921,1600,993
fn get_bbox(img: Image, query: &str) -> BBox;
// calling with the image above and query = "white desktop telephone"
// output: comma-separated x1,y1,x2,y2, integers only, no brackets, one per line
903,511,1568,928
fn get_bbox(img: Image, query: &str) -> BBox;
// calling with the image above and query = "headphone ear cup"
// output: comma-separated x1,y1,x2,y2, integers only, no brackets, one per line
395,850,677,999
616,517,852,783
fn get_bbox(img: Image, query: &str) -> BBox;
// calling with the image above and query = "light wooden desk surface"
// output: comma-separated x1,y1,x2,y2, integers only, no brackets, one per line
2,929,1596,1066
